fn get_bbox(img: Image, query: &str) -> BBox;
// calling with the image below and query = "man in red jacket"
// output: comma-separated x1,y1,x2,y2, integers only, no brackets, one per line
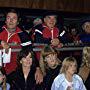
0,9,43,84
34,11,61,47
0,9,22,74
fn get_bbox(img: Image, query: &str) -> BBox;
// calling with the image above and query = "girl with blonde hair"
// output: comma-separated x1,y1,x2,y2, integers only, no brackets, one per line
0,67,10,90
51,57,86,90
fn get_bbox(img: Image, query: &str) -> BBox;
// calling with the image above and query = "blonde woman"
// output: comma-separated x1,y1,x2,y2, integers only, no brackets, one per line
78,47,90,90
51,57,86,90
39,45,61,90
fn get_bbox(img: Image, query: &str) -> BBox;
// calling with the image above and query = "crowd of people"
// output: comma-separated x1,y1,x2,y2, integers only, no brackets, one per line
0,8,89,90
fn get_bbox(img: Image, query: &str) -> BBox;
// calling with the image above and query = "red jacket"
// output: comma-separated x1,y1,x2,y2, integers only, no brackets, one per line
0,25,22,74
42,24,59,39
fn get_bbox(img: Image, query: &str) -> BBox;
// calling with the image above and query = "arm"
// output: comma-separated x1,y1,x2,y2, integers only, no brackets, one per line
35,67,43,84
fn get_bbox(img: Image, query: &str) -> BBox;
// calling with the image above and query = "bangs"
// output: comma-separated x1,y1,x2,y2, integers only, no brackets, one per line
43,52,56,57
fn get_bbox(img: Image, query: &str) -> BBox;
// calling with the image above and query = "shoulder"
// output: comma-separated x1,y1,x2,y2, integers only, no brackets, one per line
53,73,65,87
73,74,83,82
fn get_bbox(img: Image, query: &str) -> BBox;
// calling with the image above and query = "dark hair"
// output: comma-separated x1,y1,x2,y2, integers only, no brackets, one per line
0,67,6,75
5,9,20,20
43,11,58,18
17,49,36,68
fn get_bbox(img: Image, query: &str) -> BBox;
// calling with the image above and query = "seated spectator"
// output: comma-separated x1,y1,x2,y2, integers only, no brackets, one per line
78,47,90,90
69,24,80,44
39,45,62,90
79,21,90,44
33,17,43,27
0,67,10,90
7,49,43,90
18,17,34,50
51,57,86,90
34,11,62,47
0,9,22,75
59,25,80,44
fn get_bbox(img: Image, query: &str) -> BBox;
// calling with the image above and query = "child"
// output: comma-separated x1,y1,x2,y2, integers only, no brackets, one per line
51,57,86,90
39,45,61,90
0,67,10,90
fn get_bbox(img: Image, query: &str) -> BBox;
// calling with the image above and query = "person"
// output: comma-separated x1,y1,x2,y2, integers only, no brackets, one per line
51,57,86,90
79,21,90,44
7,49,43,90
0,9,43,84
78,47,90,90
33,17,43,27
34,11,62,47
0,9,22,75
0,67,10,90
18,17,34,50
39,45,61,90
68,24,80,44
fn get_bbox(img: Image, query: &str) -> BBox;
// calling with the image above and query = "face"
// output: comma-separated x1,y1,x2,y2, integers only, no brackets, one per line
21,53,32,68
0,71,5,84
45,53,57,68
44,15,57,29
6,12,18,30
71,28,77,35
83,22,90,33
66,62,77,75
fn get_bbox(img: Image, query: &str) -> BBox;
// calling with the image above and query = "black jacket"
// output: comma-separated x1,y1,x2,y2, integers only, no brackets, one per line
7,67,43,90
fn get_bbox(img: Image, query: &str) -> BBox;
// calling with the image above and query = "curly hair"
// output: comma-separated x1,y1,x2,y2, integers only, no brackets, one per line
82,47,90,68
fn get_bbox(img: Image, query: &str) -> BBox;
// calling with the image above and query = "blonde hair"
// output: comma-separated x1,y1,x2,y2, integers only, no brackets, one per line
39,45,61,76
60,57,77,74
82,47,90,68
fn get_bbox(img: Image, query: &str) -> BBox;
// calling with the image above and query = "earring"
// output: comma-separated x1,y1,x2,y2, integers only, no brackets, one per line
20,61,22,64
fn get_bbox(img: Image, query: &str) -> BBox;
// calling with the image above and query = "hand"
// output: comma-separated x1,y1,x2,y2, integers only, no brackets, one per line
67,86,72,90
35,67,43,84
1,41,10,53
51,38,60,46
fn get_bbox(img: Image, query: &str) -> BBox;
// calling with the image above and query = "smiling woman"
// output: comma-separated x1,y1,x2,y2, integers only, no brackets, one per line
7,49,43,90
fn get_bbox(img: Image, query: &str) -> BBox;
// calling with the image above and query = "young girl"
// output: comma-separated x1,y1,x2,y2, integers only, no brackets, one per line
0,67,10,90
39,45,61,90
51,57,86,90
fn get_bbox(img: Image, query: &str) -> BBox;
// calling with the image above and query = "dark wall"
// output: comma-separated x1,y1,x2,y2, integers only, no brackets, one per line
0,0,90,13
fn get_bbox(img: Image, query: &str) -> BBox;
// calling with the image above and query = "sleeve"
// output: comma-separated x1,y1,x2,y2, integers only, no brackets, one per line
79,80,87,90
51,81,57,90
75,75,87,90
34,24,44,43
